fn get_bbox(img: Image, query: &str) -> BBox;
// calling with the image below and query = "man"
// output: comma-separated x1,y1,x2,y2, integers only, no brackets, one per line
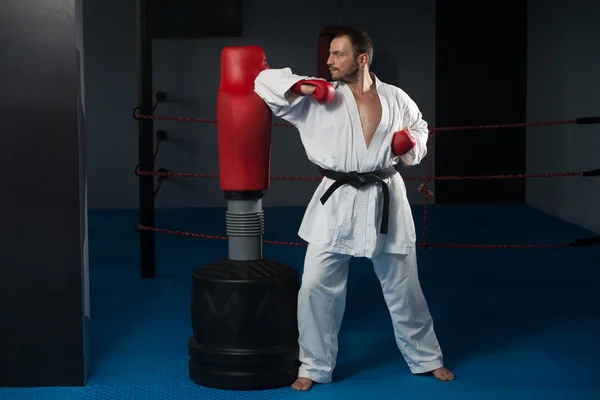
254,27,454,391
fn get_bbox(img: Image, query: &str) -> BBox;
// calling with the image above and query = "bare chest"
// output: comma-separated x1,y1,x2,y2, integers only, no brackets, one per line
354,92,383,148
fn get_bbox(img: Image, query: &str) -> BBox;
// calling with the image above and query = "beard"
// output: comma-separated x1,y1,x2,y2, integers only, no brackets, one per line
330,62,360,83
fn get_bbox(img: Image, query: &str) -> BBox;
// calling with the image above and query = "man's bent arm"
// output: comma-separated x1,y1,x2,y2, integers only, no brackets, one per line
254,67,317,126
398,95,429,167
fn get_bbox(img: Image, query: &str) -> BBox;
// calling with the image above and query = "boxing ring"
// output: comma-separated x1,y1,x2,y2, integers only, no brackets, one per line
129,41,600,396
30,19,594,400
123,16,600,394
4,54,599,400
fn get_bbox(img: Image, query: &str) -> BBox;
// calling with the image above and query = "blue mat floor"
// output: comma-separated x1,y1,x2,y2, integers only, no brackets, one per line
1,204,599,399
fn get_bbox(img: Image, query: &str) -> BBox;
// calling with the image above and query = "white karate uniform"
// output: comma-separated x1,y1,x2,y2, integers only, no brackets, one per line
254,68,443,383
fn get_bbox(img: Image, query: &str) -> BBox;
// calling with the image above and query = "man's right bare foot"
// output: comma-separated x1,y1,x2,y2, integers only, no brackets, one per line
291,377,314,391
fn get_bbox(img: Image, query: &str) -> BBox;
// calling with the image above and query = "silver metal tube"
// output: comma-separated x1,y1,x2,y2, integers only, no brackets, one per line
225,198,264,261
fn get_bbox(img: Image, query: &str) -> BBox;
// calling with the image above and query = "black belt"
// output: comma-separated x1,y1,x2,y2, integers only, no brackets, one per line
318,166,398,234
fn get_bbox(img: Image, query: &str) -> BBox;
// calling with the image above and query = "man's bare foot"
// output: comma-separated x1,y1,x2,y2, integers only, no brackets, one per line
432,366,455,381
291,377,314,391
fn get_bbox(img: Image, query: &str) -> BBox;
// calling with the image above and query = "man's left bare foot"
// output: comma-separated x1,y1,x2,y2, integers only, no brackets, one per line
432,366,455,381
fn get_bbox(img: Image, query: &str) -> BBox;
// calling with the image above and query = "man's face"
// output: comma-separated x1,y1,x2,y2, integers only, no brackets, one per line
327,36,360,83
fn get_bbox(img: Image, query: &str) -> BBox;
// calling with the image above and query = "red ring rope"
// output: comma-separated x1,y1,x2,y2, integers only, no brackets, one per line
134,104,600,250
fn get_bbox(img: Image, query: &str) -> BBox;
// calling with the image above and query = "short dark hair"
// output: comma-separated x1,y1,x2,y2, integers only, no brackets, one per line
333,27,374,66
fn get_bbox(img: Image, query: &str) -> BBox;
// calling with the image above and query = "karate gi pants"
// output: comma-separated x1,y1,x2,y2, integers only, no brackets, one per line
297,243,444,383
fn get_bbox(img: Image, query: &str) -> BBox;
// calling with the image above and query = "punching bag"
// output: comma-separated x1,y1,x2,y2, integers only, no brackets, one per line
188,46,300,391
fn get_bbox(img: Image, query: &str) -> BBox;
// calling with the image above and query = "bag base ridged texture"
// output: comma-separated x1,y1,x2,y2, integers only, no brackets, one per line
189,258,300,390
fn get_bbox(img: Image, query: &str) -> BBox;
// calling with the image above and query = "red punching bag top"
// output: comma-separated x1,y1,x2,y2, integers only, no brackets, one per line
220,46,269,93
217,45,273,193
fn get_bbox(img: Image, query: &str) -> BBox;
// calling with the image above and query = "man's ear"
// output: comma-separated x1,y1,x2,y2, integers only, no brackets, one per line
358,53,369,68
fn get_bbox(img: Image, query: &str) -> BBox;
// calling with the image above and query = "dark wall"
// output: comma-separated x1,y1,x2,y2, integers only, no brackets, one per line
526,0,600,235
0,0,88,387
434,0,527,203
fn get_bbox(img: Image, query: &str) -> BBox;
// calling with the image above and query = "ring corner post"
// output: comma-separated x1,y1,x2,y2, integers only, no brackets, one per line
137,0,156,278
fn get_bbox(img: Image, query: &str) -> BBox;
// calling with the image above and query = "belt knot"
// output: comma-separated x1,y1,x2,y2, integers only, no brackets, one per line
317,166,398,234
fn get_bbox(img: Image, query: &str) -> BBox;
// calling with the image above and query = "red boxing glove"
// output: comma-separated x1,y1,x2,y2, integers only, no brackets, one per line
291,79,335,104
392,128,417,155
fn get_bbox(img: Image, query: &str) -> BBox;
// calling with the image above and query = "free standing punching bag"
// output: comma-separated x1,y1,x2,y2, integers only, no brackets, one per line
187,46,300,390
